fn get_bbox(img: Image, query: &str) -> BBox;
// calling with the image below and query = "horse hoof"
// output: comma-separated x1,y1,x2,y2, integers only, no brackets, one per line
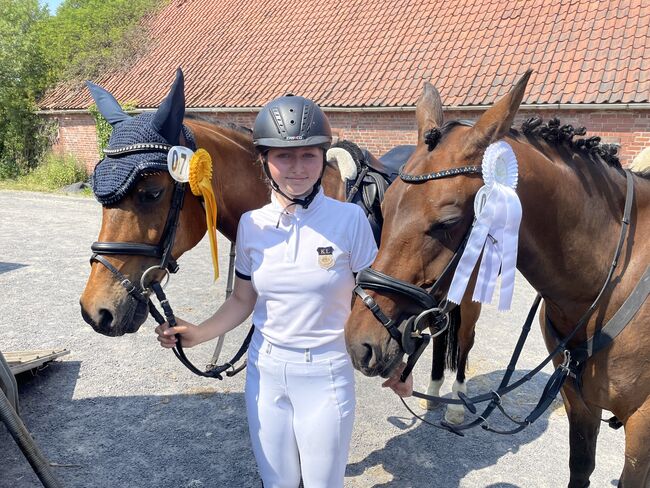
444,408,465,425
419,398,441,411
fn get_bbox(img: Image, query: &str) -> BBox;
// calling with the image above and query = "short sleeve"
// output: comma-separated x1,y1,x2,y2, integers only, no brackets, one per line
234,215,252,280
349,206,378,273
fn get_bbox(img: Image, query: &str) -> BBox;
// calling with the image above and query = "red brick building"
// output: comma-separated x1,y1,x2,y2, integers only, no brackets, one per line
38,0,650,171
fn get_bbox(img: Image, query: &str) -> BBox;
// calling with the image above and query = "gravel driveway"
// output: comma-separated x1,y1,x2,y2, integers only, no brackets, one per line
0,190,625,487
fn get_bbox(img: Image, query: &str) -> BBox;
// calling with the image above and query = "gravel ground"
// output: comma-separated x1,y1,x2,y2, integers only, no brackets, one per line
0,190,625,488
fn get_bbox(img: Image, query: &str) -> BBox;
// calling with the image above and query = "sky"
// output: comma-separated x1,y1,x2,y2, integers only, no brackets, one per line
43,0,64,14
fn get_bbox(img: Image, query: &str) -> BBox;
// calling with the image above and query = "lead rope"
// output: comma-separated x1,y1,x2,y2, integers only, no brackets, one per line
148,281,253,379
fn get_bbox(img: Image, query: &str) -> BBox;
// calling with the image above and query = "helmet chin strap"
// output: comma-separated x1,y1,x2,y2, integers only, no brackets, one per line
262,155,325,209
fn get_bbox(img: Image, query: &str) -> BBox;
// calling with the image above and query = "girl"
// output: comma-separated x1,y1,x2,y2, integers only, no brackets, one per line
156,94,410,488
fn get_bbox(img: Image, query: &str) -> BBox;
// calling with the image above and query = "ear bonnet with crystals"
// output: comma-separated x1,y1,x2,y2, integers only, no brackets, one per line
87,68,196,205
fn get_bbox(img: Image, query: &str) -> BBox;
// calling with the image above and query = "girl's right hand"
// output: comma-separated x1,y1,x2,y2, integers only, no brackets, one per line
154,317,204,348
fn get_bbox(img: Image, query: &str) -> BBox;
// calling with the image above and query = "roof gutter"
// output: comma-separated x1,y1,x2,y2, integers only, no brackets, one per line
37,102,650,115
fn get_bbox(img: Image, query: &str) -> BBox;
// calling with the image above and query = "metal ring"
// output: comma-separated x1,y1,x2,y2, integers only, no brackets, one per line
491,390,502,405
430,318,449,338
413,306,441,331
140,266,170,291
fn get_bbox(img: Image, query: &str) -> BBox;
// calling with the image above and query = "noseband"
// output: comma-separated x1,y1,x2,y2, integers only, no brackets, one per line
354,162,482,379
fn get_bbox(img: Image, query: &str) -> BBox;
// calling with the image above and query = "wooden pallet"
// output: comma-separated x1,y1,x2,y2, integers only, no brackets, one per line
3,349,70,375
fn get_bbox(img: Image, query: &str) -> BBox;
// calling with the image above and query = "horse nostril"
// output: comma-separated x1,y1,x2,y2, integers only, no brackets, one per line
350,343,374,369
98,308,114,331
363,343,379,369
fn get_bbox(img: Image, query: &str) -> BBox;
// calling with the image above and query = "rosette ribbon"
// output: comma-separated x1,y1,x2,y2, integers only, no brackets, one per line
189,149,219,280
447,140,522,311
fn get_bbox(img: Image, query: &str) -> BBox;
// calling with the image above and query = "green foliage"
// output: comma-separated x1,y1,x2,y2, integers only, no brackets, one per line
0,0,163,181
0,152,88,191
89,101,137,158
40,0,163,82
0,0,52,177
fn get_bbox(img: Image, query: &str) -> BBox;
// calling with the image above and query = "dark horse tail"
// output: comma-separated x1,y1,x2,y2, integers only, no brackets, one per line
445,307,462,371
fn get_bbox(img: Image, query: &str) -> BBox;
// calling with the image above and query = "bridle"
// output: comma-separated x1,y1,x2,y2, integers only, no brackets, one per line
89,142,250,380
90,143,183,301
354,163,483,381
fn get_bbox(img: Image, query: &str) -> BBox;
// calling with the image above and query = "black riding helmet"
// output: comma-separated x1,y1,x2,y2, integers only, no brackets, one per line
253,94,332,208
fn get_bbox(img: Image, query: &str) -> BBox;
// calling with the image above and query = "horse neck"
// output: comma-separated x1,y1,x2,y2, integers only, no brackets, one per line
512,139,630,322
188,120,268,242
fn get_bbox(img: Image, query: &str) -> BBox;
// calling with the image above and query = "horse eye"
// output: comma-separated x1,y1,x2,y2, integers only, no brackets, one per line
138,188,163,203
428,218,460,235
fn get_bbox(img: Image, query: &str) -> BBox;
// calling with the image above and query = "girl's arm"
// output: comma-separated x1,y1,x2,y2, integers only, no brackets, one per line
156,276,257,348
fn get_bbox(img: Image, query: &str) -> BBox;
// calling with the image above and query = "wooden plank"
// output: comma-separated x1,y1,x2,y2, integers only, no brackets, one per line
3,349,70,375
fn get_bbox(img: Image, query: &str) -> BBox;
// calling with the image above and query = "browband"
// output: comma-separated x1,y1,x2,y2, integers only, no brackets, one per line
103,143,173,156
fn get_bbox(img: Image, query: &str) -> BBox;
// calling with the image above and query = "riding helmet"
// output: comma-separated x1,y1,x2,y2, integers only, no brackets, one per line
253,94,332,151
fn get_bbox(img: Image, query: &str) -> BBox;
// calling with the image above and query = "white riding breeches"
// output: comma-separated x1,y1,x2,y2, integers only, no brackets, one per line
245,330,356,488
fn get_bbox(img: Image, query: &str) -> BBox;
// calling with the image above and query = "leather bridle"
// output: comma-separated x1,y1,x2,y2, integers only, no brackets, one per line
354,163,482,381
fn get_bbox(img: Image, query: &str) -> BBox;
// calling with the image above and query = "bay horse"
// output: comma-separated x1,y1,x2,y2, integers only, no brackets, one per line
79,69,481,423
344,71,650,486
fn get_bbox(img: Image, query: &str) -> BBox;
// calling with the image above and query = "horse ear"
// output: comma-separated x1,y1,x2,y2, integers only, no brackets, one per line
416,82,444,145
469,70,532,148
151,68,185,145
86,81,131,126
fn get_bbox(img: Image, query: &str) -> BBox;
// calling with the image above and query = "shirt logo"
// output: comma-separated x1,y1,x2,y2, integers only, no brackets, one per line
317,246,335,270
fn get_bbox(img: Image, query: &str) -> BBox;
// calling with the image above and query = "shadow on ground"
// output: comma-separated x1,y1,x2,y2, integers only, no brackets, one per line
347,369,562,487
1,362,254,488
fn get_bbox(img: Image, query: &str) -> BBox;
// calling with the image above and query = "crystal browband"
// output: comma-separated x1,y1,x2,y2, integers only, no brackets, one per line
103,143,173,156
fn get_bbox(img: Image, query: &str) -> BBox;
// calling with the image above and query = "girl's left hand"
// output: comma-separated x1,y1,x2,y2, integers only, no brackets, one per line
381,362,413,397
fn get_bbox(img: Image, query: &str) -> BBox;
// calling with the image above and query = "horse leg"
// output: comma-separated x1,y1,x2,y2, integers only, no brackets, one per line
419,333,446,411
618,400,650,487
562,386,601,488
444,301,479,425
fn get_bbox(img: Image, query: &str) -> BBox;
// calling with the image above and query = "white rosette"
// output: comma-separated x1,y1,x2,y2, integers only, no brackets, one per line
447,141,522,311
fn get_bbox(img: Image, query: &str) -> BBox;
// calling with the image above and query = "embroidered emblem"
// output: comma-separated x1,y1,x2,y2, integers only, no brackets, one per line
317,246,335,270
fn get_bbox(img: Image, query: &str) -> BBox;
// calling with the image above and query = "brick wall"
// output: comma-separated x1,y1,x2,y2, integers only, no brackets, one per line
46,113,100,171
45,108,650,174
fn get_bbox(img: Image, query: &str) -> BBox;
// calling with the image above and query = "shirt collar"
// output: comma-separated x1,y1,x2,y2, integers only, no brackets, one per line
270,187,325,215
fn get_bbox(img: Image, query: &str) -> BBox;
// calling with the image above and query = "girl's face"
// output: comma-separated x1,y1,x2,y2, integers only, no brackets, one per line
266,146,324,198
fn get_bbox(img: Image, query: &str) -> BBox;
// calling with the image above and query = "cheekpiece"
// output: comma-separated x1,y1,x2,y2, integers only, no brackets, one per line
90,113,196,205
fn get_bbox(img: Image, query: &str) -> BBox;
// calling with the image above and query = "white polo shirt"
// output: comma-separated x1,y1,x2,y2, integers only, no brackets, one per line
235,188,378,348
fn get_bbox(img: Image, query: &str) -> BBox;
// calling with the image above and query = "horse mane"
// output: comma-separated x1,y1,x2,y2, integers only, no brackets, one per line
518,116,622,169
424,117,650,178
184,113,252,136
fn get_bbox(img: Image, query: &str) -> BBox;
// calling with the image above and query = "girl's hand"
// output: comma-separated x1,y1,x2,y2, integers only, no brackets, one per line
154,317,203,348
381,362,413,397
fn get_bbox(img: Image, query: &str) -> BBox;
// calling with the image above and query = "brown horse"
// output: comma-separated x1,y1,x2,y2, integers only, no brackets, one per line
345,71,650,486
79,69,482,423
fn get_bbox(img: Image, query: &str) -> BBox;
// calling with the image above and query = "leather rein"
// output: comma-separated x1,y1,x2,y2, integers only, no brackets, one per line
355,160,642,435
90,142,251,380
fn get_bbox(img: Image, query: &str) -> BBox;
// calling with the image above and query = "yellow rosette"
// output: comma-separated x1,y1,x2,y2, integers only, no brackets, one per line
189,148,219,280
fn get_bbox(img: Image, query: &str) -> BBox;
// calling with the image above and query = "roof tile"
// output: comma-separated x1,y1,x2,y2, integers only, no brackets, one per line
39,0,649,110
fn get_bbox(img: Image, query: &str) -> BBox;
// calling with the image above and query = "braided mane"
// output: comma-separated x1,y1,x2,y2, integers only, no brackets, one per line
519,116,621,168
424,117,624,170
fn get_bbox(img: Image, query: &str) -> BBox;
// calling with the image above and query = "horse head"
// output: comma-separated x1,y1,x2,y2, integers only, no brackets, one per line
79,69,207,336
345,71,532,377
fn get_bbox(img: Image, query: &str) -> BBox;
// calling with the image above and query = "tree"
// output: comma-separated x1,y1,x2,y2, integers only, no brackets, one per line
40,0,161,82
0,0,51,176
